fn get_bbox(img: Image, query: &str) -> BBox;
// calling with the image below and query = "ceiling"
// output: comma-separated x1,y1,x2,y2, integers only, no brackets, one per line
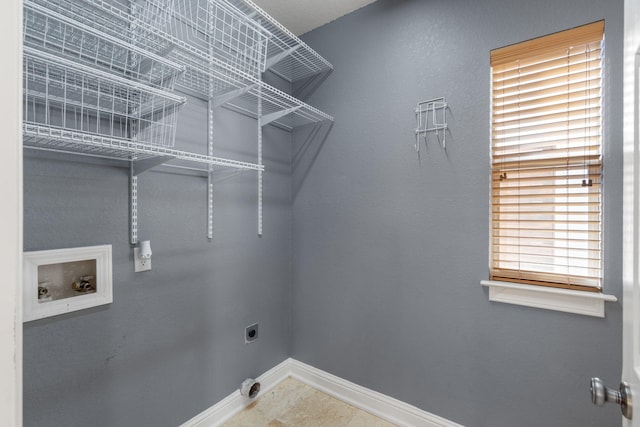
251,0,378,35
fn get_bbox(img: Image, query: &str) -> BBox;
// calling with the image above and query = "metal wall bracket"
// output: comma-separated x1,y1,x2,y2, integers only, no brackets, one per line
415,97,448,152
292,68,333,101
210,84,259,108
261,106,301,127
132,155,176,176
265,45,301,70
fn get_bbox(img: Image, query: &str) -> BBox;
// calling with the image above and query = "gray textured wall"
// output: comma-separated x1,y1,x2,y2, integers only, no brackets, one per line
293,0,624,426
23,0,625,425
23,93,293,426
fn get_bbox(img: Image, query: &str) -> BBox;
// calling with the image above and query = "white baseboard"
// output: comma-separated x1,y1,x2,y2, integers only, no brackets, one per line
179,358,291,427
289,359,463,427
181,358,463,427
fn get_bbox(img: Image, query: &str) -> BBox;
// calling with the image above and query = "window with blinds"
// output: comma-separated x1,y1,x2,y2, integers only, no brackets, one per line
490,21,604,292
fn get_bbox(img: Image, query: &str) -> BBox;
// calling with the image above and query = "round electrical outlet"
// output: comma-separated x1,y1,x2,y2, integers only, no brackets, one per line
245,323,259,343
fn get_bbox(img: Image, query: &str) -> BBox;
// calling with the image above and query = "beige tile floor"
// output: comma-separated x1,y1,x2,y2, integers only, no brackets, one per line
222,377,397,427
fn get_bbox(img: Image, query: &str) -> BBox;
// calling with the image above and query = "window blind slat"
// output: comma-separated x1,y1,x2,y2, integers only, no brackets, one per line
494,137,601,150
492,154,601,170
492,174,602,187
494,70,602,100
491,237,600,250
494,107,601,132
493,89,601,116
490,21,604,66
494,203,600,210
491,163,601,175
493,243,601,254
495,114,601,132
493,213,602,222
493,100,601,125
493,54,602,87
490,271,601,290
493,180,601,190
493,43,602,79
493,196,601,207
493,250,601,260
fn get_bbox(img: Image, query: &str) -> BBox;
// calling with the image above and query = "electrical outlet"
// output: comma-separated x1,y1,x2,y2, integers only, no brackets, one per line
134,247,151,272
245,323,258,343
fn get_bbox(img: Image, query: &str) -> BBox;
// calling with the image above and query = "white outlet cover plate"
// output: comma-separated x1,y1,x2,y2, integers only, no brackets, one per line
134,247,151,272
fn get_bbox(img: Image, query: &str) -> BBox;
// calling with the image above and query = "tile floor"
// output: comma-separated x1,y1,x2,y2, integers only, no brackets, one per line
222,377,397,426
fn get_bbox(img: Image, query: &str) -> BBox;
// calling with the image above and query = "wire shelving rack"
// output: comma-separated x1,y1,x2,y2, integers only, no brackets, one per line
167,43,334,130
23,0,334,240
51,0,334,130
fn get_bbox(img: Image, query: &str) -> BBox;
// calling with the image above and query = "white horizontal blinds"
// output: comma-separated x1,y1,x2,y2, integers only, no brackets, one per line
490,21,604,292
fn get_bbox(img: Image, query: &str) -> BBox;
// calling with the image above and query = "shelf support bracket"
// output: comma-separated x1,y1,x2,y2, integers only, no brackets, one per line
261,106,301,127
210,84,259,109
293,68,333,101
265,46,302,70
129,155,175,245
132,155,176,176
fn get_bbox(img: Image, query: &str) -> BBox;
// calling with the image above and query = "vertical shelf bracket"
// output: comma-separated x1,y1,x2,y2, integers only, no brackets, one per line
130,161,138,245
256,14,264,238
257,86,263,237
415,97,448,152
207,0,215,240
207,97,215,239
130,155,175,245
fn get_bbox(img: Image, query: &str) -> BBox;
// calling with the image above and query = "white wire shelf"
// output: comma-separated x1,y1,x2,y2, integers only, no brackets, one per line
39,0,333,130
224,80,334,130
226,0,333,83
45,0,334,130
96,5,334,129
23,0,331,240
23,0,185,90
171,0,270,78
24,47,186,148
168,46,334,129
30,0,175,31
23,123,263,172
30,0,177,56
